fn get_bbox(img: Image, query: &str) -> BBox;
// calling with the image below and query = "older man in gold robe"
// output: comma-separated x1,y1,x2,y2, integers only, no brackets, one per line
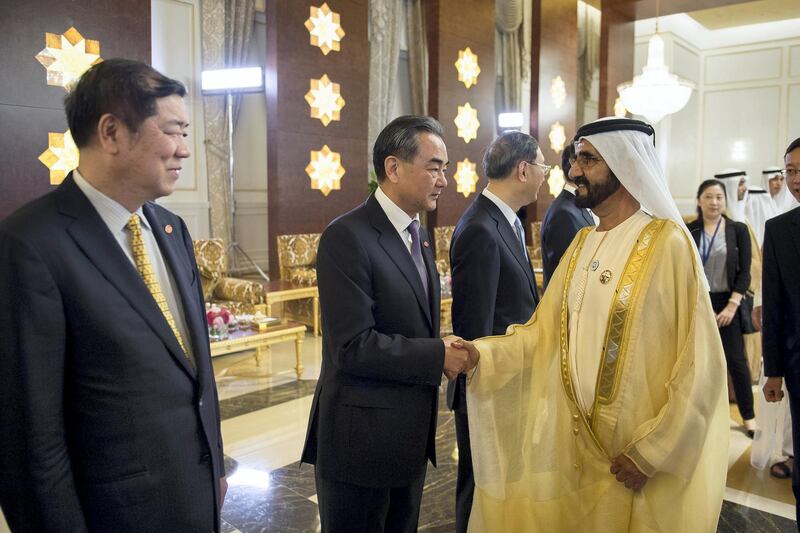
458,118,729,532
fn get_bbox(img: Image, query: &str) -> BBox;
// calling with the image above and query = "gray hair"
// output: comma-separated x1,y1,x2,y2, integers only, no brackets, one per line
482,131,539,179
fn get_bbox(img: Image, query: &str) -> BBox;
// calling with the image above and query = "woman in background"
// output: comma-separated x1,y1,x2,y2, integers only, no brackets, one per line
688,179,755,436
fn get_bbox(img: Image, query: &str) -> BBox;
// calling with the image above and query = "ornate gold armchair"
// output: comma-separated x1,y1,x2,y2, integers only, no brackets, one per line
529,221,544,293
433,226,454,278
276,233,321,326
192,239,265,313
433,226,455,334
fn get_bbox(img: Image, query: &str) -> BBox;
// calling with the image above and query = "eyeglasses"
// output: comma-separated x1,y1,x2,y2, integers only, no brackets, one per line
781,169,799,178
527,161,552,174
574,153,605,168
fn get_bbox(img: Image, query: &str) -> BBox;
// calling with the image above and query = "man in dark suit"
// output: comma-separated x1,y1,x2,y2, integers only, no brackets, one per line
762,136,800,521
0,60,225,532
301,115,475,533
448,131,544,533
540,143,595,288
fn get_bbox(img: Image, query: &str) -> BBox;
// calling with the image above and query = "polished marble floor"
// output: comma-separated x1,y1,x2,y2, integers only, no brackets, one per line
213,334,799,533
0,333,795,533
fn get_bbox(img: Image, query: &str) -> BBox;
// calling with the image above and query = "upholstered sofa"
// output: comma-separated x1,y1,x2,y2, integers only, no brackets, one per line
192,238,265,314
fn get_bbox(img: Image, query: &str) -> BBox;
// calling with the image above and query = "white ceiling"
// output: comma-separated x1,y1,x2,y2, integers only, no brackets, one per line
685,0,800,30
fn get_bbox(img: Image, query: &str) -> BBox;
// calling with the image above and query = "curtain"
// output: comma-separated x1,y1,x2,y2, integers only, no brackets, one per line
577,0,601,124
368,0,403,174
496,0,523,112
405,0,428,116
201,0,255,244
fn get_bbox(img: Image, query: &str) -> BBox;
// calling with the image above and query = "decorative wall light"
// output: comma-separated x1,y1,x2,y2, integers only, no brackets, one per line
306,145,345,196
455,47,480,89
454,158,479,198
304,3,345,55
35,27,101,91
550,76,567,109
613,97,628,118
547,166,566,197
305,74,345,126
548,122,566,153
454,103,480,143
38,130,79,185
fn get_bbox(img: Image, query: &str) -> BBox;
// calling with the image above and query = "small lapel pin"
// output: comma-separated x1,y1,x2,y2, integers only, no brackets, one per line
423,241,430,248
165,224,173,234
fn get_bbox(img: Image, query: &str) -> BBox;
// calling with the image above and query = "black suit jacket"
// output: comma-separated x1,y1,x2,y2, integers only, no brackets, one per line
687,216,751,295
301,194,443,488
540,188,594,288
762,207,800,381
447,194,539,410
0,174,224,532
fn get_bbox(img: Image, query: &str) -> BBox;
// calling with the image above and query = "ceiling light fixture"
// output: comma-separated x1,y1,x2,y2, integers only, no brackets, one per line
616,0,694,124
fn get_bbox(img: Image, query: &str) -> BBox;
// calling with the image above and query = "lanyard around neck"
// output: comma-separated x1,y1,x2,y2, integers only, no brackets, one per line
700,217,722,266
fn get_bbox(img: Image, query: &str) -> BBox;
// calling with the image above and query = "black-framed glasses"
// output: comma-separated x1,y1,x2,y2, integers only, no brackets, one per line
781,169,799,178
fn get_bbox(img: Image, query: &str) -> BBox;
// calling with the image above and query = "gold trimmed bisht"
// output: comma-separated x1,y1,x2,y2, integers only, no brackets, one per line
466,219,729,532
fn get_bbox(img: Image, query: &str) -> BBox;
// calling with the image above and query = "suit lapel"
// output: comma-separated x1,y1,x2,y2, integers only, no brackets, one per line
58,176,196,380
144,204,204,380
367,196,433,329
581,207,595,226
478,195,536,295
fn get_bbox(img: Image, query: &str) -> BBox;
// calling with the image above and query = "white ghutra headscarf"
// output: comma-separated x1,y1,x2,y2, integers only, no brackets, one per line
762,166,799,215
575,117,709,290
713,169,747,223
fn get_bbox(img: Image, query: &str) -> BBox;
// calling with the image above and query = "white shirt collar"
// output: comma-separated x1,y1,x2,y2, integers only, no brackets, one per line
482,187,519,230
564,183,577,195
72,169,148,232
375,186,418,234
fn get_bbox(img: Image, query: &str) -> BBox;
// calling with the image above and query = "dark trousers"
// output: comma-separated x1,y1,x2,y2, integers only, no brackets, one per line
453,378,474,533
711,292,755,420
785,371,800,524
315,467,426,533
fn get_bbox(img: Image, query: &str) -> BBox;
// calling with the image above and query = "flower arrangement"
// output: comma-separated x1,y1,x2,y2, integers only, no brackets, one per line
206,305,233,341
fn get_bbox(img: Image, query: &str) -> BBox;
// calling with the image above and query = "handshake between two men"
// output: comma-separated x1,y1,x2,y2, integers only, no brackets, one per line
441,336,480,381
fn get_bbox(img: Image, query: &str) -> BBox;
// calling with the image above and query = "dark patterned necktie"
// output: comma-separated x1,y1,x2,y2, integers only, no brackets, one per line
407,219,429,295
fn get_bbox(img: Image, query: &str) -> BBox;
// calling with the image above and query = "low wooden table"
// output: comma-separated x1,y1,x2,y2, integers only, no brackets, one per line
210,322,307,379
259,280,320,337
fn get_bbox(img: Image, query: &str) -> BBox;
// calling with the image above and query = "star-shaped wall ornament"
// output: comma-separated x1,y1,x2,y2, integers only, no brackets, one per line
547,166,566,197
305,74,346,126
454,158,479,198
550,76,567,109
38,130,79,185
454,103,480,144
35,27,102,91
304,3,346,55
306,145,345,196
455,47,480,89
548,122,567,153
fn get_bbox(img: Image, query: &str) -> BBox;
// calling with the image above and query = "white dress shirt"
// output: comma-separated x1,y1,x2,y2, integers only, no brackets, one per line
73,170,193,359
482,187,520,234
375,186,420,254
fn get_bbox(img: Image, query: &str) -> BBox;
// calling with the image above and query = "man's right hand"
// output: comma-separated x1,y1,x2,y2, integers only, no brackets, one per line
443,335,470,380
764,376,785,402
452,339,480,382
752,305,762,331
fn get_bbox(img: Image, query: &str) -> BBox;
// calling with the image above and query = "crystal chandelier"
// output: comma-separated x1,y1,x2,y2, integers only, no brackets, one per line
617,29,694,124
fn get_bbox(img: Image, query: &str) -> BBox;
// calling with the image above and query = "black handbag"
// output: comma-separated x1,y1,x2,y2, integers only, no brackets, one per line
739,291,756,334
